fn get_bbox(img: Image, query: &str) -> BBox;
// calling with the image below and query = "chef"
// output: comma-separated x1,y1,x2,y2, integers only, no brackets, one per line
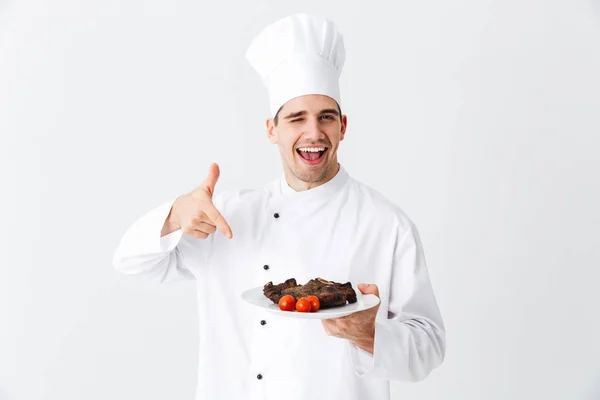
113,13,445,400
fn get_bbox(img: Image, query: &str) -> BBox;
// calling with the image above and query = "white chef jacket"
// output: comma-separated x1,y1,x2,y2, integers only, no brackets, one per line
113,164,445,400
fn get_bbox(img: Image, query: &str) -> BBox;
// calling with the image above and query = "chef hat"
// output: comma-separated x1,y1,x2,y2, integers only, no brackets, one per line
246,13,346,117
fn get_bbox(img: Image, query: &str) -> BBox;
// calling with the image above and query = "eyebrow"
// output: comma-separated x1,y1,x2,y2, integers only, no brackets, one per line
284,110,307,120
283,109,340,120
319,108,340,116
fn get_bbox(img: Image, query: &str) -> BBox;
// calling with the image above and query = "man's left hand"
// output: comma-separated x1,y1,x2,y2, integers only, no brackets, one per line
321,283,380,354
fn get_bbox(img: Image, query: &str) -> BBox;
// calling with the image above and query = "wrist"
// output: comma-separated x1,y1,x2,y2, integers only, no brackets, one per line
352,337,375,354
352,321,376,354
161,200,181,237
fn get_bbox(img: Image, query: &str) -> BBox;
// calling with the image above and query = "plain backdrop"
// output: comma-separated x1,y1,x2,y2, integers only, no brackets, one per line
1,0,600,399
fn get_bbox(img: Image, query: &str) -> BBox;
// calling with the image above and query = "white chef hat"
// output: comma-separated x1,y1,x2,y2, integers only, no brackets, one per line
245,13,346,117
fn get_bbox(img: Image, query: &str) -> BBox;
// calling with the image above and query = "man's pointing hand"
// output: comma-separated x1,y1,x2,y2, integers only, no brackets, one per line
162,163,233,239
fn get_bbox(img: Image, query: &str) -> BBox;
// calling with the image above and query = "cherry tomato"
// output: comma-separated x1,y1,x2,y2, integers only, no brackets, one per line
278,295,296,311
306,295,320,312
296,297,312,313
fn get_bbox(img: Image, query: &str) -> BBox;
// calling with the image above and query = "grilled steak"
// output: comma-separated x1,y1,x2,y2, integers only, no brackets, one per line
263,278,357,309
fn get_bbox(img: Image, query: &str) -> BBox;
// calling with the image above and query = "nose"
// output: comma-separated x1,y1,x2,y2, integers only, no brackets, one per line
303,116,325,140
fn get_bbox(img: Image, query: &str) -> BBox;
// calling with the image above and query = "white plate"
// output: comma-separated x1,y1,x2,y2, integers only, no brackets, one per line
240,286,380,320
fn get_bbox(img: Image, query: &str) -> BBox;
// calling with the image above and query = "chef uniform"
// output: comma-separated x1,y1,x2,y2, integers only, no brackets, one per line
113,13,445,400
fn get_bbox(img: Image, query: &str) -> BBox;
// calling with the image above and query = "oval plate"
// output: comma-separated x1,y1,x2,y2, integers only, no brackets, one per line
240,286,380,320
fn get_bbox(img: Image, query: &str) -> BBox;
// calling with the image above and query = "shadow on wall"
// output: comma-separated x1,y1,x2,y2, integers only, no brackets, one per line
0,386,10,400
0,0,13,31
593,0,600,19
0,0,10,12
588,378,600,400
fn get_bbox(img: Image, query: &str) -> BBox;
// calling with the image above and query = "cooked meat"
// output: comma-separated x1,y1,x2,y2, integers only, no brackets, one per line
263,277,357,309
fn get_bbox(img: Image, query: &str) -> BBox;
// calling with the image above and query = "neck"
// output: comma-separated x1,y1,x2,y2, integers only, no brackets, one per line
284,162,341,192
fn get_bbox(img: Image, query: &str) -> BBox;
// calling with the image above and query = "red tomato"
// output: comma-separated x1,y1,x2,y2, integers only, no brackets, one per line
296,297,312,313
278,295,296,311
306,295,320,312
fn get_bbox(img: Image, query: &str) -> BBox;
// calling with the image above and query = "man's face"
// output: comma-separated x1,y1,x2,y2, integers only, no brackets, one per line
266,94,347,188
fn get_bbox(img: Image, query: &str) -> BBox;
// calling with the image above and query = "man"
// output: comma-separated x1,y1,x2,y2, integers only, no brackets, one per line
113,13,445,400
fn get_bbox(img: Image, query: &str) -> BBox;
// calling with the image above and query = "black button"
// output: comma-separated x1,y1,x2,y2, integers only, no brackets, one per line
257,374,263,380
263,265,269,270
260,320,266,325
273,213,280,219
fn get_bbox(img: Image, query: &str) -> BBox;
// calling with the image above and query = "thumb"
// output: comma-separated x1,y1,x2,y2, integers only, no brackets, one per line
202,163,220,197
358,283,380,297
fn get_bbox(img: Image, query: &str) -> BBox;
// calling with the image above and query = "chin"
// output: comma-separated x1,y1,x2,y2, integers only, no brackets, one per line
292,163,331,183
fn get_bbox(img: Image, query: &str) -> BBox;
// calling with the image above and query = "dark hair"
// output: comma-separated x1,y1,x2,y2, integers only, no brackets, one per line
274,102,342,126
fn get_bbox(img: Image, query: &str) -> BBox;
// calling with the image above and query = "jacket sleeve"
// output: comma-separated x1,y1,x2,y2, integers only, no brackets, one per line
112,197,195,283
348,223,446,381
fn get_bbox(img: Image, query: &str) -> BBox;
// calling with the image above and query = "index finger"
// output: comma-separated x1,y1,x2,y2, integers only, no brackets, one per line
202,202,233,239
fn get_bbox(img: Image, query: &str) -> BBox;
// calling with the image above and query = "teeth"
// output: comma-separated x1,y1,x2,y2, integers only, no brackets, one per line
298,147,326,152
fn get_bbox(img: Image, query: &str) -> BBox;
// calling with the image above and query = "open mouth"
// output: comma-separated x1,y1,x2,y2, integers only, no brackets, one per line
296,146,328,165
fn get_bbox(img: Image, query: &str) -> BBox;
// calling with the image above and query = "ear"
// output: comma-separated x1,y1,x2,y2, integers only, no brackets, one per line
339,114,348,142
266,118,278,144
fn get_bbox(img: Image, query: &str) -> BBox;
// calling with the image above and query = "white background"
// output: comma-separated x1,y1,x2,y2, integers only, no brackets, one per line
2,0,600,399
